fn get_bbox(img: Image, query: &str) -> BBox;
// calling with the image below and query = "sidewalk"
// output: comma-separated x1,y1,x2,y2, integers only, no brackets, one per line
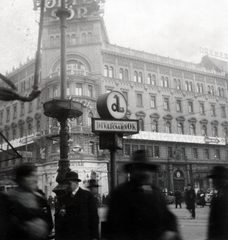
168,204,210,240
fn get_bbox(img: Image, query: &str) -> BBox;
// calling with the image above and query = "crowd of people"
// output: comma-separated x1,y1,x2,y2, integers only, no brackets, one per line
0,150,227,240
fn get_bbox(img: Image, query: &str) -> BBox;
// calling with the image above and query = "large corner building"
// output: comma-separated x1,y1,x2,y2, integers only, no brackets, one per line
0,0,228,196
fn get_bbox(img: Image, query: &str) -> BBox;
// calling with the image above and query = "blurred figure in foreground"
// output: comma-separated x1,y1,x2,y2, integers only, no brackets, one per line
0,163,53,240
174,189,182,209
56,171,99,240
107,150,182,240
87,179,101,207
206,166,228,240
185,183,196,219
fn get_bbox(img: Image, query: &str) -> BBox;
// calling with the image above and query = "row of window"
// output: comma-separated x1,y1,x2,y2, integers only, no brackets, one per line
120,144,223,160
130,93,227,117
1,121,41,142
50,32,93,47
104,65,226,97
47,83,94,99
137,116,227,137
0,100,41,125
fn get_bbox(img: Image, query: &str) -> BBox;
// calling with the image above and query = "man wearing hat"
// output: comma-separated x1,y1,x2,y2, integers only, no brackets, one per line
87,179,101,207
56,171,99,240
207,166,228,240
107,150,182,240
185,183,196,219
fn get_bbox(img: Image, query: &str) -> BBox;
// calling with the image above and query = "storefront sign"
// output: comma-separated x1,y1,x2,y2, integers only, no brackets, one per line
92,119,139,134
34,0,101,20
199,47,228,61
131,131,226,145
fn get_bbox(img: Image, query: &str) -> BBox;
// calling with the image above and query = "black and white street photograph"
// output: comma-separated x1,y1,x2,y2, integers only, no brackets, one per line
0,1,228,240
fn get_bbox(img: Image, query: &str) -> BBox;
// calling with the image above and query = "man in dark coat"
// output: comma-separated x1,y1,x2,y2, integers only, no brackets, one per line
107,150,182,240
185,183,196,219
56,171,99,240
174,189,182,208
207,166,228,240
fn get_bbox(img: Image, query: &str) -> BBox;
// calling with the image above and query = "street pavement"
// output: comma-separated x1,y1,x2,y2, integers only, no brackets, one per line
98,203,210,240
52,204,210,240
168,204,210,240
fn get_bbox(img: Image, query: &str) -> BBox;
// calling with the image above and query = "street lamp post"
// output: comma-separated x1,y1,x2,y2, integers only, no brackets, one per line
43,0,83,195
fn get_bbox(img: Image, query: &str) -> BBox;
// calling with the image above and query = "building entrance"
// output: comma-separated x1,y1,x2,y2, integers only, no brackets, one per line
173,170,185,191
173,180,185,191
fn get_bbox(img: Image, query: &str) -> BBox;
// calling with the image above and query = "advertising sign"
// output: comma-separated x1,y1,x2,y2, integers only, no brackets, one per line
96,91,127,119
92,118,139,134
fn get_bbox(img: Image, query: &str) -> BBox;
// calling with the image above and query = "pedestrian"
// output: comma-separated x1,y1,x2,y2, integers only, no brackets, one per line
56,171,99,240
87,179,101,207
206,166,228,240
107,150,182,240
0,163,53,240
174,189,182,208
185,183,196,219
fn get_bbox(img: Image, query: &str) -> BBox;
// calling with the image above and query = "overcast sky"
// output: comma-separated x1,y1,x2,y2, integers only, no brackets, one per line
0,0,228,74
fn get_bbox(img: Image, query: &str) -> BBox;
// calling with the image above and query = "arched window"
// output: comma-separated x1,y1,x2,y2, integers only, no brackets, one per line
165,121,171,133
208,85,211,94
177,123,183,134
177,79,181,89
134,71,138,82
202,125,207,136
200,84,203,93
12,128,16,140
151,119,158,132
36,120,40,132
223,127,228,137
81,33,86,44
190,124,196,135
87,32,92,43
109,66,114,78
28,123,33,135
119,68,124,80
161,76,165,87
20,126,24,138
185,81,189,91
197,83,200,93
66,35,70,46
211,86,214,95
71,34,76,45
139,118,144,131
124,69,129,80
147,74,152,84
212,126,218,137
55,36,60,47
138,72,143,83
189,82,193,91
152,75,156,85
50,36,54,47
104,66,108,77
88,112,93,127
164,77,169,87
221,88,225,97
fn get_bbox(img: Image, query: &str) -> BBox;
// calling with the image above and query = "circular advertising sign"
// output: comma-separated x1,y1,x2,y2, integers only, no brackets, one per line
97,91,127,119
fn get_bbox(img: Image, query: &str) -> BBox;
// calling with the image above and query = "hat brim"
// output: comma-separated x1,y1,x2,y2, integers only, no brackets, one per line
123,162,158,173
65,178,81,182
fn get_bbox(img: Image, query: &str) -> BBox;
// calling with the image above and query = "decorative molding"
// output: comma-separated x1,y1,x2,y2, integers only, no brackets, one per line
184,71,194,80
172,69,182,77
132,60,144,70
159,66,170,75
103,53,116,64
117,57,130,67
146,63,157,72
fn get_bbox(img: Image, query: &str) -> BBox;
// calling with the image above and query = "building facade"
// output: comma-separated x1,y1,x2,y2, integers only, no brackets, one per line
0,0,228,196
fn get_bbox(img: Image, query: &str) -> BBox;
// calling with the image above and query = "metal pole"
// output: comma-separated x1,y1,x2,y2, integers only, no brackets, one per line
55,0,71,184
110,149,117,192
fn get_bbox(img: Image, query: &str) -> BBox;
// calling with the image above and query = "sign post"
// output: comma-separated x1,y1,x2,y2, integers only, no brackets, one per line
93,91,139,192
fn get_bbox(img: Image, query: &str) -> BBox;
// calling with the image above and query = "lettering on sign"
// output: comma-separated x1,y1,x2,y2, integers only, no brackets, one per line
34,0,102,20
92,119,139,134
199,47,228,61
